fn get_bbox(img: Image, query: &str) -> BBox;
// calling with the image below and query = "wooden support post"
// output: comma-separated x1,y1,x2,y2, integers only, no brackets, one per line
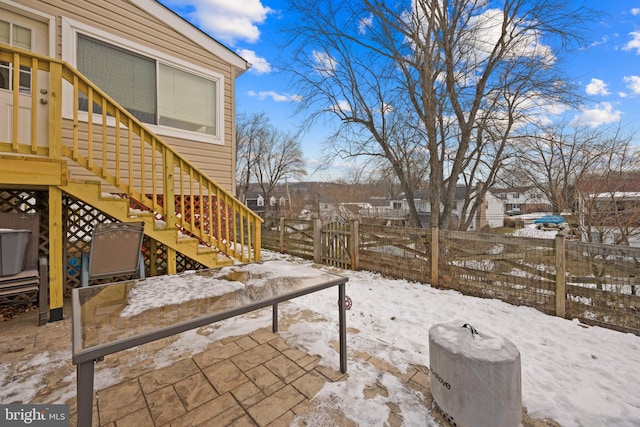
149,238,158,276
163,150,177,275
313,216,322,264
253,217,261,262
350,219,359,271
44,62,63,321
431,226,439,287
279,215,285,253
48,62,63,160
48,186,64,321
166,247,177,275
555,232,566,318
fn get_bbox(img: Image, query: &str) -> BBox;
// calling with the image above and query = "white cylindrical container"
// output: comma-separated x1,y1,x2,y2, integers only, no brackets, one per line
429,322,522,427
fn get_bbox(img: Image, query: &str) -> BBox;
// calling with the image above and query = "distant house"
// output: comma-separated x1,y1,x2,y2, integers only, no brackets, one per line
387,184,504,229
244,192,265,216
491,187,552,214
577,174,640,245
243,186,291,218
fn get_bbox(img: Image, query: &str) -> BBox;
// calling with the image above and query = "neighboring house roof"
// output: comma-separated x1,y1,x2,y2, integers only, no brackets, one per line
244,192,264,200
130,0,250,74
392,184,477,201
491,186,535,195
578,175,640,195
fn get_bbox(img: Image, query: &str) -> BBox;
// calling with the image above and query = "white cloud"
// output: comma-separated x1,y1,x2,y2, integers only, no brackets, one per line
623,31,640,54
623,75,640,94
585,78,610,96
359,14,373,35
247,90,302,102
589,36,609,49
312,50,337,76
571,102,622,127
160,0,273,45
336,100,352,113
632,8,640,16
236,49,271,74
462,8,555,66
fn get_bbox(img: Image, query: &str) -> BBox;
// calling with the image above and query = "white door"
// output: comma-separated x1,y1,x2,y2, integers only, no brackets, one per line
0,7,49,147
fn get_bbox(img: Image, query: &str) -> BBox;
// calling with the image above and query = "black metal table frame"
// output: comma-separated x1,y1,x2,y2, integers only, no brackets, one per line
72,276,348,427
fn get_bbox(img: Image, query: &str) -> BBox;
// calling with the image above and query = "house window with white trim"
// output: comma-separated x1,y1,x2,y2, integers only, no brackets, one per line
0,20,32,93
76,34,217,137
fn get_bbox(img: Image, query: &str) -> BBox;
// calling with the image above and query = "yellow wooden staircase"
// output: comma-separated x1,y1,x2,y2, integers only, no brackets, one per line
62,181,232,268
0,46,262,280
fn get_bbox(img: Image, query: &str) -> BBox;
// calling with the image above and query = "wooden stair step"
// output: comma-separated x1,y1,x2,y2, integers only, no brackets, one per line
61,181,232,268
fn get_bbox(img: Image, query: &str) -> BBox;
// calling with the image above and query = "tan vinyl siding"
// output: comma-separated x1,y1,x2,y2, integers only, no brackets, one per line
10,0,238,193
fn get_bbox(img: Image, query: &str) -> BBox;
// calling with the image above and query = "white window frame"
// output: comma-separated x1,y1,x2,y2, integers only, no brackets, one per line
61,17,224,145
0,19,33,94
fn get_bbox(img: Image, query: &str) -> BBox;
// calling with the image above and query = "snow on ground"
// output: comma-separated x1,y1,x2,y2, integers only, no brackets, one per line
158,250,640,426
2,249,640,426
262,251,640,427
511,223,563,239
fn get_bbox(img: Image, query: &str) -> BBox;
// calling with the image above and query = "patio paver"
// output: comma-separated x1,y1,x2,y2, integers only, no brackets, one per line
1,300,559,427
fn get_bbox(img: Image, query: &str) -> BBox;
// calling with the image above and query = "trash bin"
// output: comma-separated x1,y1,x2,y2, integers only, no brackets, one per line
0,228,32,276
429,322,522,427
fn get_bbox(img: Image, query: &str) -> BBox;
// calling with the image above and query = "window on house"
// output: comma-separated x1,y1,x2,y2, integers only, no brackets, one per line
513,193,520,199
76,34,217,136
0,20,32,93
159,64,216,135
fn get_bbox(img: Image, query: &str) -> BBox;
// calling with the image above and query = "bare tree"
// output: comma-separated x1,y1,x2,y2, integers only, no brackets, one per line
236,113,307,216
236,112,269,202
576,140,640,246
504,123,631,215
283,0,596,229
253,128,307,216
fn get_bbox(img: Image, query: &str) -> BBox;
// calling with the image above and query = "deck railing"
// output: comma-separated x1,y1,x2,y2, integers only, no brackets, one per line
0,44,261,263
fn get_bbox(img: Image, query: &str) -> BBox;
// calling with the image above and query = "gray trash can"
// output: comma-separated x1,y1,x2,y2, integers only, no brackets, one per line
429,322,522,427
0,228,32,276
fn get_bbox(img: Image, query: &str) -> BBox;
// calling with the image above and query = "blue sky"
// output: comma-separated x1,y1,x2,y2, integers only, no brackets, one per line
158,0,640,181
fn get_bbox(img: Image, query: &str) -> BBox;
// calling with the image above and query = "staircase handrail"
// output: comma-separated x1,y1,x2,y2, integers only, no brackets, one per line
0,44,262,263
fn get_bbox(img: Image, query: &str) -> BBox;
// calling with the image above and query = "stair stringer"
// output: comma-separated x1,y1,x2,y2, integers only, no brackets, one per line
61,181,234,268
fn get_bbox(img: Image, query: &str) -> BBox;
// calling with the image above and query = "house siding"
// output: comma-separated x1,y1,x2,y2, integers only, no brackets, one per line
8,0,238,193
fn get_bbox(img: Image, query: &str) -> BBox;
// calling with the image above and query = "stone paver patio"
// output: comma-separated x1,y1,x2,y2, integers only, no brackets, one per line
1,300,558,426
0,301,430,427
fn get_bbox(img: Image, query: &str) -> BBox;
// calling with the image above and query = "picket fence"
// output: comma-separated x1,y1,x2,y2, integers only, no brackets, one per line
262,217,640,336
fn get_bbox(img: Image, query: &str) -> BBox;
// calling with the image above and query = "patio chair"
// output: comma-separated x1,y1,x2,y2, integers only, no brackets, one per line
0,212,48,325
81,221,145,287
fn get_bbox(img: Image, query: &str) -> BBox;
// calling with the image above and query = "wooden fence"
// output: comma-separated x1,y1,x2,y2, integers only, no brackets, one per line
262,217,640,336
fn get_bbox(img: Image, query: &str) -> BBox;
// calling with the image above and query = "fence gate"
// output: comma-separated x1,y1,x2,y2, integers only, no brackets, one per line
321,221,351,269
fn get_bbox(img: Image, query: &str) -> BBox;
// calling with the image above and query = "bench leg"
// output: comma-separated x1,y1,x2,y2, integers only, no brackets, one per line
339,283,347,373
77,360,95,427
272,303,278,333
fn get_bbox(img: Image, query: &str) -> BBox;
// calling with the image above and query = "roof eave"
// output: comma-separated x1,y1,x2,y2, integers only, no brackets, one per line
130,0,250,74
